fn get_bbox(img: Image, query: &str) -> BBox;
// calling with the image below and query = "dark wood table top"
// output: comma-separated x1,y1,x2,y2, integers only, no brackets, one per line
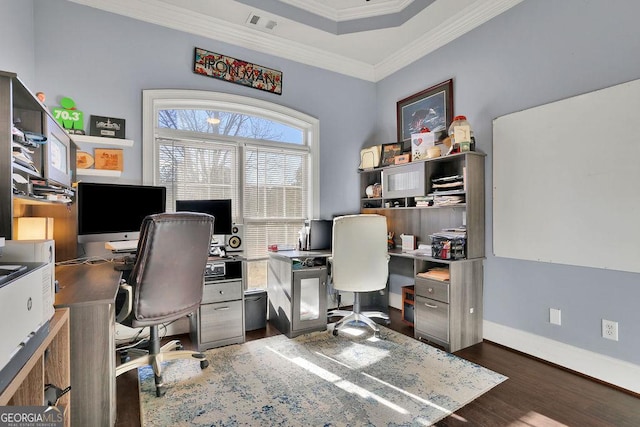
55,261,121,307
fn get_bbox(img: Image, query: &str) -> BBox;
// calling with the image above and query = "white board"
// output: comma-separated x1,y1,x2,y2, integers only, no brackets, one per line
493,78,640,273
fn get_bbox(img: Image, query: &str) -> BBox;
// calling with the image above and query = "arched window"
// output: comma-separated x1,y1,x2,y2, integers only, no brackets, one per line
143,90,319,287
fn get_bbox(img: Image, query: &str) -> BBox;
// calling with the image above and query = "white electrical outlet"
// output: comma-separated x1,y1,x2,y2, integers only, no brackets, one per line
602,319,619,341
550,308,561,325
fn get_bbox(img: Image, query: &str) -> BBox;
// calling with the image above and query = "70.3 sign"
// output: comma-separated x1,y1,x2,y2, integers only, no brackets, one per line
51,96,84,133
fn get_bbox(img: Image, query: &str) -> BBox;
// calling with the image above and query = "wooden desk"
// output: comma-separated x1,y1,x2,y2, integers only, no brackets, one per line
268,250,331,338
55,262,121,427
0,308,70,426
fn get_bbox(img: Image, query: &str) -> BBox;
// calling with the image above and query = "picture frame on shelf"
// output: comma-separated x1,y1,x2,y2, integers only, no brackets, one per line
94,148,124,171
89,115,126,139
396,79,453,151
380,143,402,166
76,151,94,169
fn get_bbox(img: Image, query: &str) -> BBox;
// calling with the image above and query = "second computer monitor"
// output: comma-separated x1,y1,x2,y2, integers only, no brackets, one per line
175,199,233,236
306,219,333,250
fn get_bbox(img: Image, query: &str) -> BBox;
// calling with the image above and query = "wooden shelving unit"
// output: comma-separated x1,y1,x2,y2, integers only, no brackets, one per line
0,308,71,426
360,151,486,352
1,70,78,262
401,285,415,326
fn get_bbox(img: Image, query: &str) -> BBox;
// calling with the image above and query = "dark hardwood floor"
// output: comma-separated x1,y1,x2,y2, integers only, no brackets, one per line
116,309,640,426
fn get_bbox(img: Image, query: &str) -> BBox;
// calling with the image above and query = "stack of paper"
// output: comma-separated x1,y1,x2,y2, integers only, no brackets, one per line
417,267,450,281
433,195,464,206
11,142,39,173
431,174,464,192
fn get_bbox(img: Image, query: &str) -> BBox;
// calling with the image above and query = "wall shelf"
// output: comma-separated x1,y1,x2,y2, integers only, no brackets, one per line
71,134,134,147
77,169,121,177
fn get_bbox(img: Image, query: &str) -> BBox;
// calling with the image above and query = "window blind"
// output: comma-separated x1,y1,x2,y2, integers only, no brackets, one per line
155,138,308,265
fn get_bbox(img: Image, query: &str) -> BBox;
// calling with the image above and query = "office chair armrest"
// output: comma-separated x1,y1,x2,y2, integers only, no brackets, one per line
116,280,133,323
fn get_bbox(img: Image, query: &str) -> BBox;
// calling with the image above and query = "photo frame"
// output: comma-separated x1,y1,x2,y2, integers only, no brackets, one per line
94,148,124,171
89,115,126,139
76,151,94,169
396,79,453,151
381,143,402,166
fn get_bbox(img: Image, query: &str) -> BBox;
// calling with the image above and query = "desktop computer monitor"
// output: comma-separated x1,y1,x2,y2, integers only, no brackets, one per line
175,199,233,236
76,182,167,244
305,219,333,250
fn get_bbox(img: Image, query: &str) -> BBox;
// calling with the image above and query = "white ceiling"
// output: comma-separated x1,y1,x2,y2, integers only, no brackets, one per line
67,0,522,82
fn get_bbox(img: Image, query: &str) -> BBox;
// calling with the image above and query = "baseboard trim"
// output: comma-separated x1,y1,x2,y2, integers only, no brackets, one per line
484,320,640,394
388,292,401,310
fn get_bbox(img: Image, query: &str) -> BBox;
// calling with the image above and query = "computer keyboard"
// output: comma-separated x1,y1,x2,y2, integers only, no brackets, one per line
105,240,139,252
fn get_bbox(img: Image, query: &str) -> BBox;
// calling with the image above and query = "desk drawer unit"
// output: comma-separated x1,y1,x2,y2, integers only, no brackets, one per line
191,275,245,350
413,259,483,352
414,277,449,303
199,300,244,343
415,295,449,344
203,279,243,304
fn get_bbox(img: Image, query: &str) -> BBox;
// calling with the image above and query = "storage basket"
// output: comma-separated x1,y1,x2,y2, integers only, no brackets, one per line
430,236,466,260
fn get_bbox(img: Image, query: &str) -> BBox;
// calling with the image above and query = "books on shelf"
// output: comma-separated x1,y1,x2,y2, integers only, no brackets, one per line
414,195,433,207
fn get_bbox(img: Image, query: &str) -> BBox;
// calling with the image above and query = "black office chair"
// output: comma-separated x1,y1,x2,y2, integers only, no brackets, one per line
115,212,214,397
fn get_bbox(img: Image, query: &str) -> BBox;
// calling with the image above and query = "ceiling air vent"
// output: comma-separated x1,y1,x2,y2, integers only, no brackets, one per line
246,13,277,31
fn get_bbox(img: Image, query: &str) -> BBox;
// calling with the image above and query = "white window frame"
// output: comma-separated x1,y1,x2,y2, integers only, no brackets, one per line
142,89,320,219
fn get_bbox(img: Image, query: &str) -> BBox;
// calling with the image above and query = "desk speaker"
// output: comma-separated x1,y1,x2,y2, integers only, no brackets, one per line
226,223,244,253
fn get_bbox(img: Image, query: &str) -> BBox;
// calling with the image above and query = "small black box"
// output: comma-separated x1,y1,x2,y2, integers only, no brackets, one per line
244,289,267,331
89,115,126,139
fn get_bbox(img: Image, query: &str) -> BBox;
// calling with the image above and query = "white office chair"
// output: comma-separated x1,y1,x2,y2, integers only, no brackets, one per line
328,214,390,337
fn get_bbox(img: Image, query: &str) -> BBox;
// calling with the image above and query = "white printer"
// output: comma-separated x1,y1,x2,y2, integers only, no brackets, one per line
0,239,56,374
0,261,47,376
1,239,56,323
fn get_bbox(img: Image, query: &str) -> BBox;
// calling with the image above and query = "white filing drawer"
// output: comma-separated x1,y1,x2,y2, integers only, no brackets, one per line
415,295,449,344
414,277,449,304
199,300,244,343
190,259,245,351
203,279,243,304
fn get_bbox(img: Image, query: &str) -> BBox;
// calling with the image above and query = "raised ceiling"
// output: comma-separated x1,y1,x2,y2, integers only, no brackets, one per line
68,0,522,82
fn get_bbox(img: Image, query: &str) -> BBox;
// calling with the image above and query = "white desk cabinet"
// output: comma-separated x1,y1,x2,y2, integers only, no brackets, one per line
413,258,483,352
190,258,245,350
267,251,329,338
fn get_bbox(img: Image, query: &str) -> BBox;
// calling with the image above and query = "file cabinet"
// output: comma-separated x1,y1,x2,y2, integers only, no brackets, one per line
190,258,245,350
413,259,483,352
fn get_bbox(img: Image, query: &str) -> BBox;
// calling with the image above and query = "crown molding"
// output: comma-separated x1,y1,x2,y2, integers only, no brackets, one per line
374,0,523,81
67,0,521,82
279,0,414,22
68,0,376,80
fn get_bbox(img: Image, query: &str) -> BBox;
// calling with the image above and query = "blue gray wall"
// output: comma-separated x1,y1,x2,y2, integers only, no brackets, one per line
375,0,640,365
0,0,35,84
2,0,639,366
28,0,374,219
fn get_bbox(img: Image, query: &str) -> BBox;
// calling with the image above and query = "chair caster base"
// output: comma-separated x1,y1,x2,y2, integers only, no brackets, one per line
332,328,339,336
200,360,209,369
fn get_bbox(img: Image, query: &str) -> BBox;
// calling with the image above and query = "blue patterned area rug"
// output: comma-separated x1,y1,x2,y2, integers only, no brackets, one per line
139,326,507,426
